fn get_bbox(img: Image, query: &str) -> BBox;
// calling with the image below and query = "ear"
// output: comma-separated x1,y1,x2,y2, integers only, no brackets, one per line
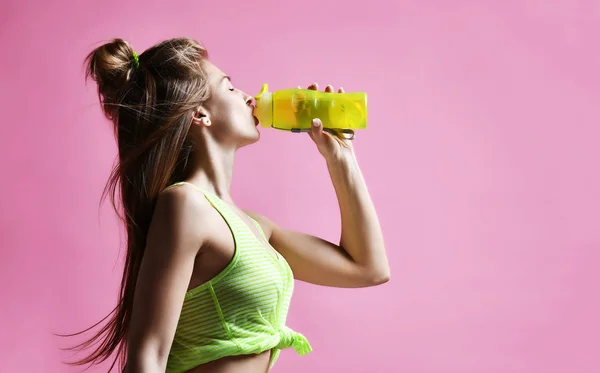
191,107,212,127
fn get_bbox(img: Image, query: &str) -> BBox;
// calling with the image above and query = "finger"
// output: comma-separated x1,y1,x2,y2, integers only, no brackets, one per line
311,118,323,138
325,85,334,93
308,82,318,90
338,87,345,93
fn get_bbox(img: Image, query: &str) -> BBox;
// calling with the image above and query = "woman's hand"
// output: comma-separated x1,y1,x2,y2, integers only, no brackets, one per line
299,82,355,162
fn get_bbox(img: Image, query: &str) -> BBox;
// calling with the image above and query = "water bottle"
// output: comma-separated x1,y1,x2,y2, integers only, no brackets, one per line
253,83,367,139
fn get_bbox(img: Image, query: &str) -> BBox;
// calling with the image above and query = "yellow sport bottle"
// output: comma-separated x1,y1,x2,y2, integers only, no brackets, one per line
253,83,368,140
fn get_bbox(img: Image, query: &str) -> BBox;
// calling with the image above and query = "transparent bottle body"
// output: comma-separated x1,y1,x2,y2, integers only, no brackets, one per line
269,89,367,130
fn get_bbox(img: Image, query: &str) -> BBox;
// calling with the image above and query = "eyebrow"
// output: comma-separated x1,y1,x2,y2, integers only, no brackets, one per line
221,75,232,83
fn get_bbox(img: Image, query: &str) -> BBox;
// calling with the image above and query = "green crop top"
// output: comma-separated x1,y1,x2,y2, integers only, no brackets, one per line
162,182,311,373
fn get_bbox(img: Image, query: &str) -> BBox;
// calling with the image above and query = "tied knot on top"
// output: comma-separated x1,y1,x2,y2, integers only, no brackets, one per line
277,326,312,355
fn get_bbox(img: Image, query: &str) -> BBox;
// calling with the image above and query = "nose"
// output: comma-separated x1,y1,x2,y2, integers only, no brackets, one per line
245,93,255,108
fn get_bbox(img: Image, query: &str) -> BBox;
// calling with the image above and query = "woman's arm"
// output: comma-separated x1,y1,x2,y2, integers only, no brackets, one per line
247,149,389,288
125,187,208,372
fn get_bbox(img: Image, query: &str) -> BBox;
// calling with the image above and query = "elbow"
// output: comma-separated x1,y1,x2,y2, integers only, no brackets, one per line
124,361,164,373
371,272,390,285
125,351,167,373
366,266,391,286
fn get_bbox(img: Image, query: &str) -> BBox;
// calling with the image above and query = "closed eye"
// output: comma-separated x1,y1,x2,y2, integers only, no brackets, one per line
229,88,235,91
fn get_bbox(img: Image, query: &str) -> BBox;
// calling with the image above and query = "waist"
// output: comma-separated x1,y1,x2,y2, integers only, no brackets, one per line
183,350,272,373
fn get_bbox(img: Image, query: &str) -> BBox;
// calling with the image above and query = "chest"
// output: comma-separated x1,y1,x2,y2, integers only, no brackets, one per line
188,203,290,294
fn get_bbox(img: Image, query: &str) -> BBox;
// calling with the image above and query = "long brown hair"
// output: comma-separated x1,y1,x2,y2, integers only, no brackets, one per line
59,37,210,372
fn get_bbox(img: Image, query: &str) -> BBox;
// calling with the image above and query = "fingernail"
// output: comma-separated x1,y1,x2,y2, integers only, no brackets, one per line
312,118,321,127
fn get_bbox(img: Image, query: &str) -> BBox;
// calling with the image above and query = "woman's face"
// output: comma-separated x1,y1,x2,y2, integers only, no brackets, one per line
196,60,259,147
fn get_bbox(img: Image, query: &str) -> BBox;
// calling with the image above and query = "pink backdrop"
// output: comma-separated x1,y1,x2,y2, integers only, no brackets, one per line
1,1,599,372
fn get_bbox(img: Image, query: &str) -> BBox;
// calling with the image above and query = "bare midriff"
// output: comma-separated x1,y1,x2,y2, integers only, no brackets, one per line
183,350,272,373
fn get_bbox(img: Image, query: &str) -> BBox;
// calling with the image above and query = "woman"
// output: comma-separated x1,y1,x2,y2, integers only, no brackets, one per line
68,37,390,373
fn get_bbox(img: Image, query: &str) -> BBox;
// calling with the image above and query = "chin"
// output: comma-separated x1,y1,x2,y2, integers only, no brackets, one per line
237,128,260,148
250,129,260,143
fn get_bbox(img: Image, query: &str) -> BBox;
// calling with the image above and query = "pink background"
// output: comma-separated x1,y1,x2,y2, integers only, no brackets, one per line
1,0,599,372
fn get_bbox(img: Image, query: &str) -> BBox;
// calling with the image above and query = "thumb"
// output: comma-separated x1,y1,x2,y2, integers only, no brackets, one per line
311,118,324,139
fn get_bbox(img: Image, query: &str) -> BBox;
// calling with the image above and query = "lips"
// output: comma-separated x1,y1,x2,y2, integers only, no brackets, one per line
250,106,259,126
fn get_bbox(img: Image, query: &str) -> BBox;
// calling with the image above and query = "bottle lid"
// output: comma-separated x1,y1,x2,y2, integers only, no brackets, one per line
254,83,273,128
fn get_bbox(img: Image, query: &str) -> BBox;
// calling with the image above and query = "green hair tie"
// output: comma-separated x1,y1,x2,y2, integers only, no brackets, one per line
132,51,139,68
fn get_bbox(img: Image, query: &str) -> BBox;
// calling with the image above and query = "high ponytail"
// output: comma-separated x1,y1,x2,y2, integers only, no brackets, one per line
84,38,138,120
57,37,211,372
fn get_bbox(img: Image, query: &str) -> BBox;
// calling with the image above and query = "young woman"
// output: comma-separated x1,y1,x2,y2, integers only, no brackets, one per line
68,37,389,373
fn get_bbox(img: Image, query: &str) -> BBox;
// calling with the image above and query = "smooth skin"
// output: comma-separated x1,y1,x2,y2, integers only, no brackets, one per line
123,61,390,373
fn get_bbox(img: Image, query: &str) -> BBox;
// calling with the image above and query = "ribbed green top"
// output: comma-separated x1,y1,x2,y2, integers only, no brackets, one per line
163,182,311,373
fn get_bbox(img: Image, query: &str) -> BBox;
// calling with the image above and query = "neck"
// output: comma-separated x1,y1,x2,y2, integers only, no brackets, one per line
185,139,236,203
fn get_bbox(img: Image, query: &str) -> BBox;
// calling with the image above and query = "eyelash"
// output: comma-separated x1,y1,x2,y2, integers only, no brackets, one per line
229,88,235,91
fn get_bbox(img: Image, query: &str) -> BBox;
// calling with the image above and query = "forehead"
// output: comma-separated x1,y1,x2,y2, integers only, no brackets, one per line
202,60,226,83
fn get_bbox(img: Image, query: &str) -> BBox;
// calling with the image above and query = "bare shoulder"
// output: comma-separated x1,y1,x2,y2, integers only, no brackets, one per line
127,185,217,366
150,184,216,253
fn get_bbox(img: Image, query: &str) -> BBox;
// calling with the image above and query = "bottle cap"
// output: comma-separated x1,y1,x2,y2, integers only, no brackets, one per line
254,83,273,128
